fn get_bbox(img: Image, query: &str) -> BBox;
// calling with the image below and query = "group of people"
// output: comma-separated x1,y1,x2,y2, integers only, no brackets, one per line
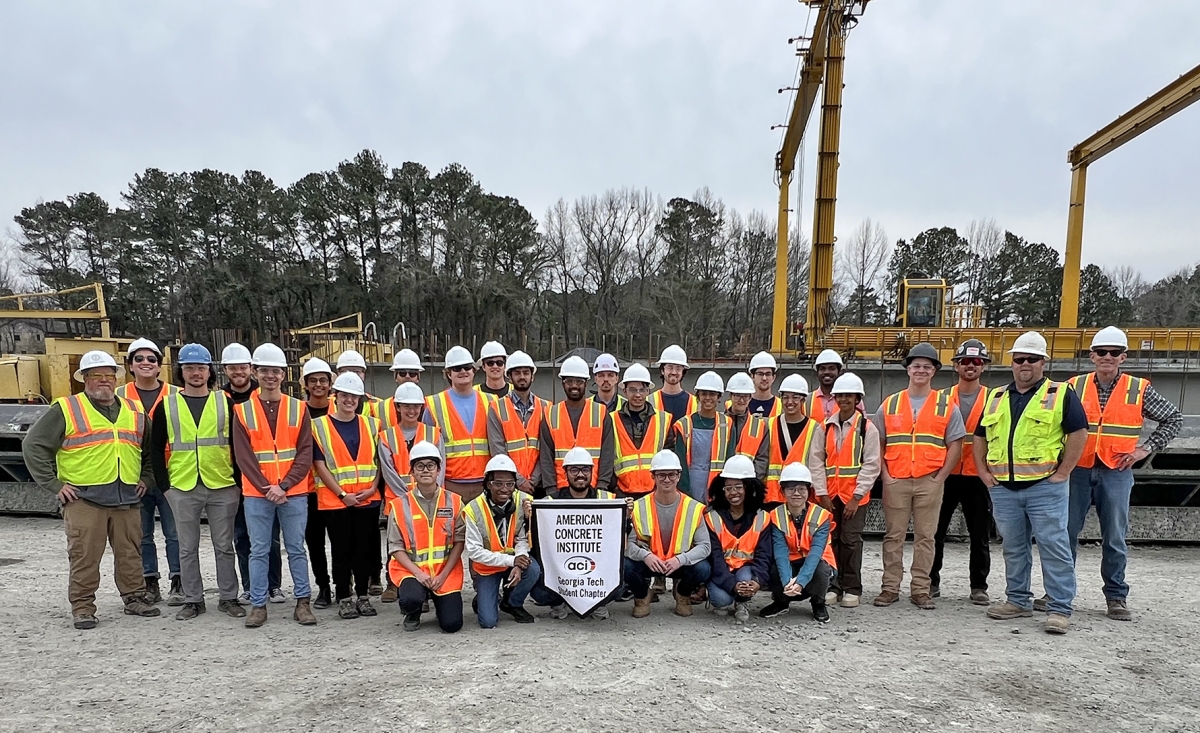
25,325,1180,636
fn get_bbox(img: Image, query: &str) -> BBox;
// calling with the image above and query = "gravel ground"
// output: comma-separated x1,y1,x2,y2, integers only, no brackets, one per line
1,515,1198,733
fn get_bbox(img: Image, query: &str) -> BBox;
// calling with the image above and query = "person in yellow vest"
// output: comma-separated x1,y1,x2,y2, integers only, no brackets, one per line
312,373,382,620
300,357,335,609
667,371,735,503
764,374,828,509
386,441,466,633
974,331,1089,635
538,356,616,492
429,345,492,502
872,343,965,610
145,344,244,620
760,462,837,623
121,337,183,606
591,353,625,412
624,450,711,618
747,351,782,418
723,372,770,480
931,339,995,606
1065,326,1182,621
463,454,540,627
486,350,546,496
610,363,671,499
704,455,772,623
649,344,697,426
22,350,160,628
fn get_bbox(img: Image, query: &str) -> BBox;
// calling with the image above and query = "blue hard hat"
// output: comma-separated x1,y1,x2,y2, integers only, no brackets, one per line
178,343,213,365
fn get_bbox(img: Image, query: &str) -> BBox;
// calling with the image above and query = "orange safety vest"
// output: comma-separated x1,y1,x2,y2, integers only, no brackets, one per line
733,413,768,463
706,509,770,570
427,389,490,481
1068,372,1147,469
947,384,989,476
881,389,953,479
491,393,548,484
546,400,608,489
311,414,379,511
766,416,819,503
649,390,698,426
462,492,530,576
771,503,837,570
808,391,832,423
824,412,865,504
233,391,311,497
386,489,464,594
673,414,733,496
630,492,706,561
118,381,178,415
612,409,670,495
378,423,441,505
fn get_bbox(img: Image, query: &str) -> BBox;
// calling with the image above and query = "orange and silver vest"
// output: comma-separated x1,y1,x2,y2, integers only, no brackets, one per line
771,503,837,570
808,391,832,423
649,390,698,426
732,412,768,465
386,489,464,594
947,384,989,476
379,423,441,505
672,414,733,496
825,412,865,504
233,391,310,496
631,493,705,561
491,393,548,484
881,389,953,479
312,414,380,511
428,389,490,481
706,508,770,570
461,492,531,576
546,400,608,489
118,381,178,415
766,416,819,503
1068,372,1147,470
55,394,144,487
612,409,670,496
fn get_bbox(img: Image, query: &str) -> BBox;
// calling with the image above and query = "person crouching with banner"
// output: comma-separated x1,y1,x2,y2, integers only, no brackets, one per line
761,462,836,623
386,441,465,633
463,455,540,628
624,450,711,618
705,455,773,623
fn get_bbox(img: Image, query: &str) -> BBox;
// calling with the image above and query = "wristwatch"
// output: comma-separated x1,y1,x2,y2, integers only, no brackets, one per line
338,490,348,499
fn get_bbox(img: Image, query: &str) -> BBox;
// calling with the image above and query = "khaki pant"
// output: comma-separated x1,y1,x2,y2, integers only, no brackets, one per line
881,474,945,596
444,480,484,504
63,500,146,617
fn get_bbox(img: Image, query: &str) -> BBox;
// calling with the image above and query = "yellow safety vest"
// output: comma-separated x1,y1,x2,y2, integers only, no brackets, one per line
631,493,705,560
979,380,1068,482
164,391,234,490
55,394,144,487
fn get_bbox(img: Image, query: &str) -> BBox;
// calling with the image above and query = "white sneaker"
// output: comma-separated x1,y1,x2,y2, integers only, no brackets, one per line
592,605,609,620
733,602,750,623
237,591,251,605
550,604,569,619
712,605,732,617
825,591,839,605
840,593,860,609
269,588,286,604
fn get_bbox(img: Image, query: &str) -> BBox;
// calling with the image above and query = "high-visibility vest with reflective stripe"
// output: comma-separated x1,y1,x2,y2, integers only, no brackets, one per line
594,393,626,412
771,504,837,570
808,392,831,423
733,413,768,464
357,395,381,421
377,397,398,429
673,414,732,496
386,489,464,594
428,389,490,480
824,413,864,503
233,391,310,496
491,393,548,482
649,390,697,426
766,417,819,503
312,414,380,511
547,400,608,489
947,384,989,476
706,508,770,570
882,389,953,479
462,491,530,576
1068,372,1147,470
612,409,670,495
118,381,178,415
55,394,144,488
379,423,441,505
631,493,705,561
163,391,233,491
979,380,1068,482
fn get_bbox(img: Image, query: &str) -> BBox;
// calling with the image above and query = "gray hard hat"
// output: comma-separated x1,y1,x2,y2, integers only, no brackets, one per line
903,342,942,370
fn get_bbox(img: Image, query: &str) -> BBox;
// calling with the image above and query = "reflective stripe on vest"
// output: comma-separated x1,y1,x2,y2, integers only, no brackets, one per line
979,380,1068,482
379,423,441,506
164,391,233,491
766,417,818,503
312,414,380,510
1068,372,1146,470
55,394,144,487
631,493,705,560
770,504,837,570
547,401,607,489
428,390,490,480
612,410,670,495
824,412,863,503
948,384,989,476
386,489,464,594
649,390,698,426
706,509,770,570
673,414,732,493
491,394,546,481
233,391,309,495
462,492,529,575
881,389,953,479
734,414,768,463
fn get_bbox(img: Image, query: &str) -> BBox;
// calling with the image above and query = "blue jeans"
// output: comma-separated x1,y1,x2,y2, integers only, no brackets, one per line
1068,465,1133,600
623,557,712,599
708,566,754,608
235,495,281,592
471,558,542,628
140,488,180,579
244,495,310,607
990,479,1076,616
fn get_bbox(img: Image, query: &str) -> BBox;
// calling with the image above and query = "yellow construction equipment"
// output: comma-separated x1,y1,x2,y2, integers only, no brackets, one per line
286,313,394,367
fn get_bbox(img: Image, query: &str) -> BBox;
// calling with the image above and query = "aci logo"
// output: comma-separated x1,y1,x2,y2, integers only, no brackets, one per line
564,556,596,576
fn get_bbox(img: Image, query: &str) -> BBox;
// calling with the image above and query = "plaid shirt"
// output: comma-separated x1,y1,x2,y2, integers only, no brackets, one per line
1094,375,1183,453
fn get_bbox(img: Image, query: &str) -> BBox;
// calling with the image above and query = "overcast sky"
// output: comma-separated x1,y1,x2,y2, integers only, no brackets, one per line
1,0,1196,281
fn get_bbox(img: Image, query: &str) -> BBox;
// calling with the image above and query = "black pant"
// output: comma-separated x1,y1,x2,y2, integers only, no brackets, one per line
396,577,463,633
324,503,380,600
930,473,992,591
306,493,330,590
622,558,712,598
769,558,833,605
830,497,868,595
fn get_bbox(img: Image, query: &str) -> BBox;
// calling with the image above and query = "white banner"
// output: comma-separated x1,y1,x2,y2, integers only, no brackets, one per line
533,499,626,618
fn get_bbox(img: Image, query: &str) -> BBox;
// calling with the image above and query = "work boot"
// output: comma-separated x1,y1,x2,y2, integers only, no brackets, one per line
689,586,707,604
294,598,317,626
550,604,569,620
840,593,860,609
380,581,399,604
672,588,693,618
313,586,332,610
733,601,750,624
244,606,267,628
911,594,936,610
166,576,185,607
73,615,98,630
986,602,1033,620
356,597,378,617
1044,613,1070,635
123,595,162,617
367,579,385,596
650,576,666,602
403,612,421,631
175,601,205,620
144,577,162,604
873,591,900,607
1106,598,1132,621
812,602,830,624
759,599,791,618
1033,594,1049,612
930,585,941,599
218,599,246,618
970,589,990,606
507,606,536,624
632,594,652,618
338,598,360,620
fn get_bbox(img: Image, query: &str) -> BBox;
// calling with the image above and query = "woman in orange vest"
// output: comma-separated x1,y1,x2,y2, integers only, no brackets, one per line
704,455,772,623
761,462,836,623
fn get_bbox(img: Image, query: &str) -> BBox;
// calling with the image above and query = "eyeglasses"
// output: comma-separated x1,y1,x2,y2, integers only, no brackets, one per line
489,480,517,490
412,462,439,472
483,359,505,368
751,369,775,378
956,358,985,367
654,472,681,481
565,466,592,476
624,385,649,395
306,377,330,386
781,484,809,494
1012,356,1044,365
395,371,420,378
132,354,158,364
1092,348,1125,357
449,365,473,373
723,484,745,493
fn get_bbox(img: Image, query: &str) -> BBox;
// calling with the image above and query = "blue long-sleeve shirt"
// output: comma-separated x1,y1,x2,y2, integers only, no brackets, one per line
772,516,830,588
706,508,775,592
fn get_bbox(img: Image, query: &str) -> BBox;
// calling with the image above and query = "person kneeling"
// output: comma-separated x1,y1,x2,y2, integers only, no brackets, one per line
705,455,773,623
761,462,836,623
464,455,540,627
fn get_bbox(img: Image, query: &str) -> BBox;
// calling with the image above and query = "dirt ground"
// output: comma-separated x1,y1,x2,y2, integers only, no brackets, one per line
1,515,1197,733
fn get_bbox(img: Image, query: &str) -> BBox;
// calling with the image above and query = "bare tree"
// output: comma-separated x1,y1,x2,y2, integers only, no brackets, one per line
964,217,1003,306
837,218,890,326
542,200,583,342
1106,264,1149,303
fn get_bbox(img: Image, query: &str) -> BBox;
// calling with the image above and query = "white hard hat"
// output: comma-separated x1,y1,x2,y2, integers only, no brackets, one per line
748,351,777,372
719,454,756,480
394,382,425,405
726,372,755,395
650,450,683,472
506,350,537,374
484,454,519,475
74,350,124,382
694,371,724,394
1090,326,1129,350
480,341,508,361
336,349,367,371
562,446,595,468
1009,331,1049,359
657,344,689,368
593,353,620,374
127,337,162,358
559,355,591,380
390,349,424,372
778,373,810,395
251,343,288,368
620,363,653,385
814,349,844,367
409,441,441,465
301,358,333,379
221,342,253,365
831,372,865,396
445,346,475,369
779,462,813,485
332,372,365,396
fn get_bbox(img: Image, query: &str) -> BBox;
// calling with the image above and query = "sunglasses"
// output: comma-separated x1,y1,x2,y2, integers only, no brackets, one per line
395,371,420,378
956,358,985,367
132,354,158,364
449,365,474,373
483,359,505,368
1012,356,1044,365
1092,348,1125,357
